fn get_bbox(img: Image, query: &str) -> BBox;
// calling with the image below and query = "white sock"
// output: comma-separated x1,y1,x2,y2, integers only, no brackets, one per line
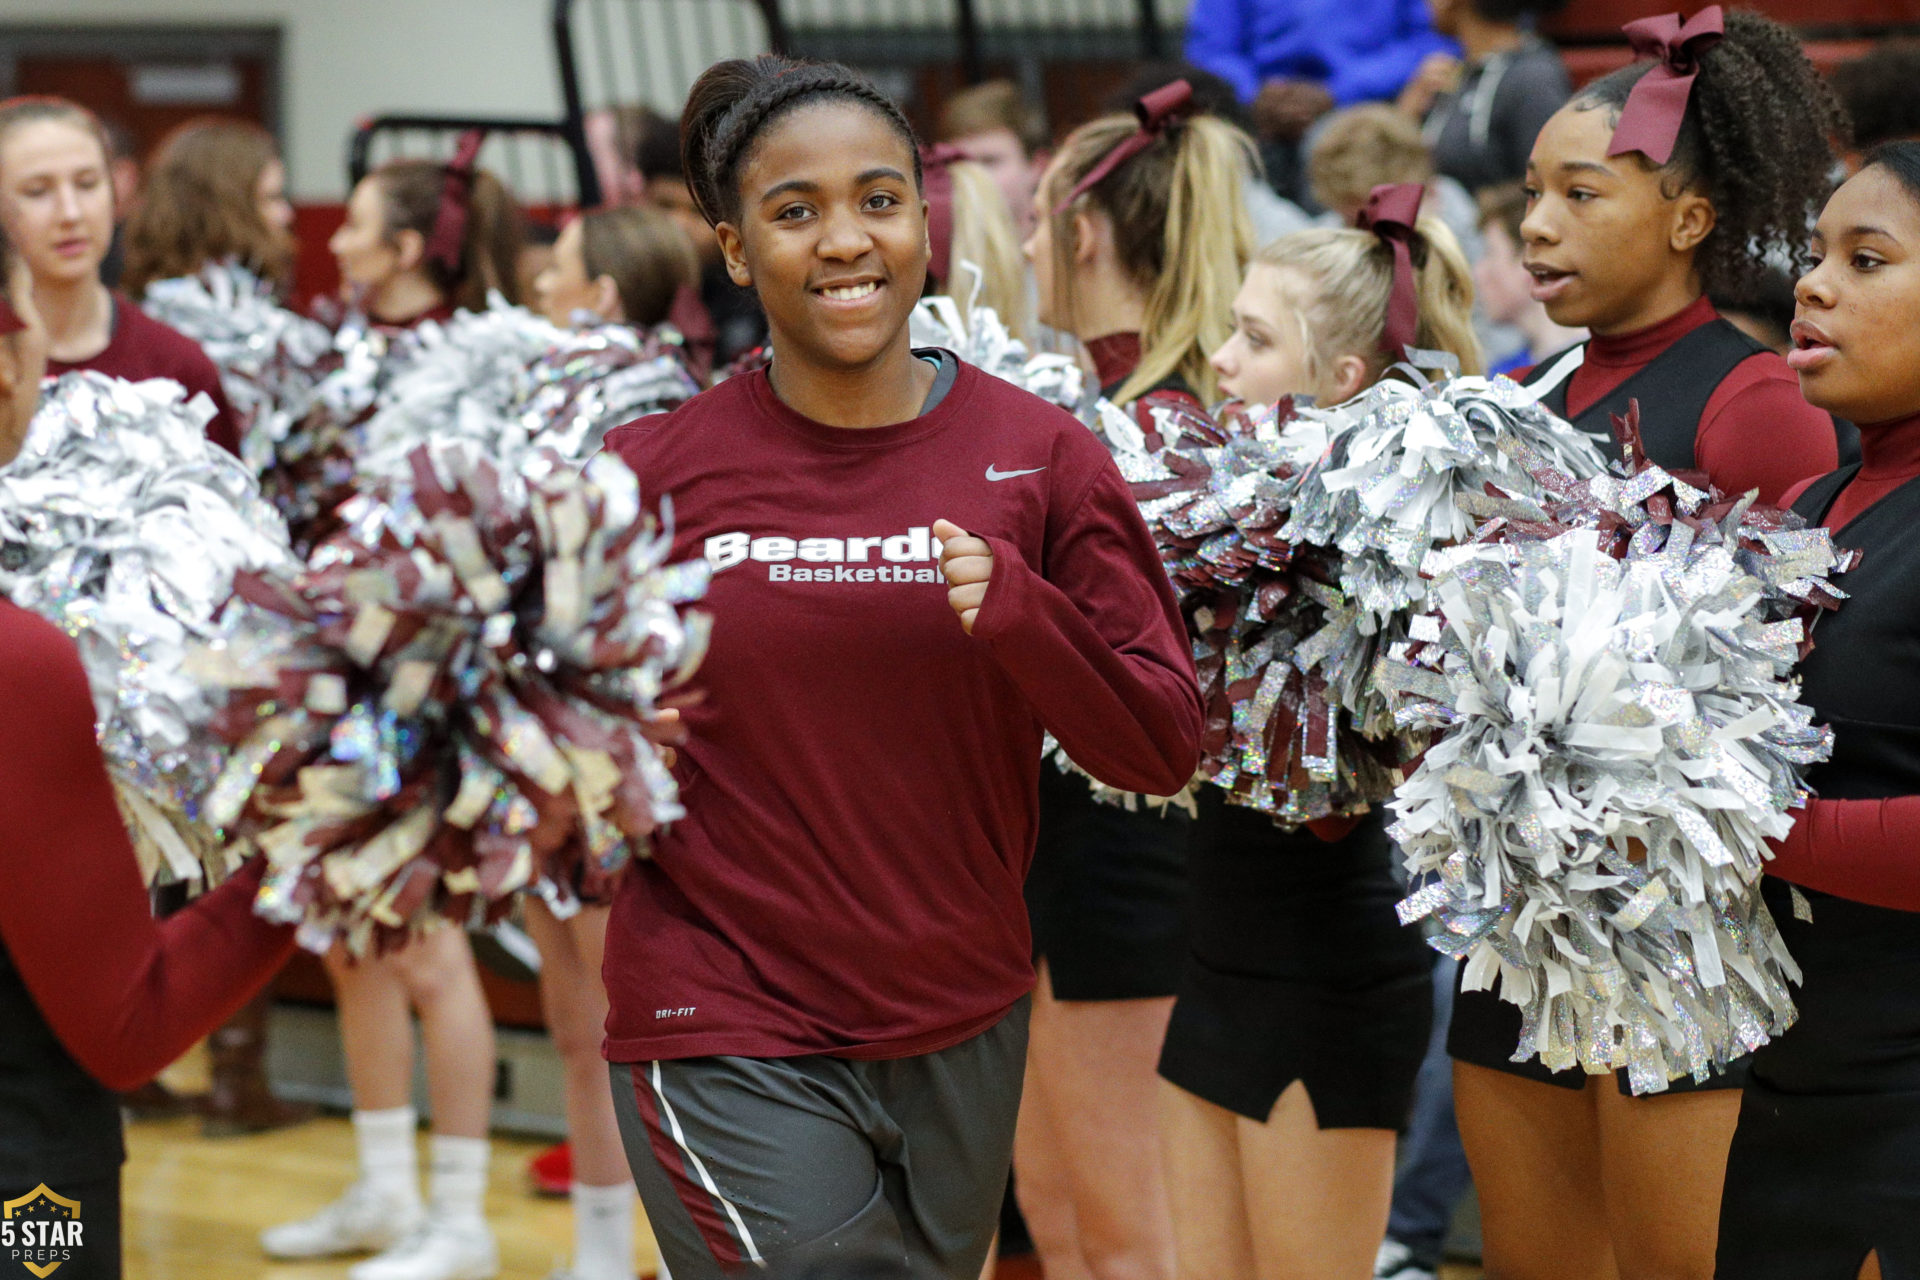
428,1135,491,1226
571,1181,637,1280
352,1107,421,1204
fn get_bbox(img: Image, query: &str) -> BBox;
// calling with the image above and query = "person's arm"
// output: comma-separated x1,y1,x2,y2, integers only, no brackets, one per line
1183,0,1262,102
0,607,296,1092
1695,358,1841,505
1322,0,1454,105
1767,795,1920,912
937,462,1203,798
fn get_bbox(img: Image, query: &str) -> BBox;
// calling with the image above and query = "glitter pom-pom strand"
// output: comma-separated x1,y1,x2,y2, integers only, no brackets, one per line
196,441,709,956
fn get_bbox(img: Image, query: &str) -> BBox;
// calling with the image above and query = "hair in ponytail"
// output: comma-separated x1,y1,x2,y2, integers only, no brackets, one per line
681,55,921,230
1042,110,1257,406
1255,215,1483,396
577,204,699,327
372,158,526,311
939,157,1029,341
1572,8,1845,298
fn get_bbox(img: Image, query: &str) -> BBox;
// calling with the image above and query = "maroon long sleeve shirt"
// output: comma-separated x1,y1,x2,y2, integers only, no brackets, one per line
47,294,242,457
0,600,295,1092
600,359,1203,1061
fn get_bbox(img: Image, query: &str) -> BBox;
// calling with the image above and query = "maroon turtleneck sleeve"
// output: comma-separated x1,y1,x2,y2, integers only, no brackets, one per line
0,601,297,1091
1567,296,1836,505
1767,410,1920,912
47,295,242,457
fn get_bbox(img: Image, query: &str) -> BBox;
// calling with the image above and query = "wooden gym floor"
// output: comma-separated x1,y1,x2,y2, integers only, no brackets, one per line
120,1052,1483,1280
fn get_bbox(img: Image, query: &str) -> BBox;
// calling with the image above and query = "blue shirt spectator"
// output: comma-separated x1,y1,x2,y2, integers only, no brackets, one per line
1185,0,1455,108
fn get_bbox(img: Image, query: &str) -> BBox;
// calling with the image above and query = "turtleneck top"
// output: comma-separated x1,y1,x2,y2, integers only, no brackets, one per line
1563,296,1835,505
1087,332,1147,400
1768,409,1920,911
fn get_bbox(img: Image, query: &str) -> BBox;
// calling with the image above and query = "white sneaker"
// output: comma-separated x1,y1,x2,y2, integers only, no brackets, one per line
1374,1237,1439,1280
261,1182,425,1259
349,1215,499,1280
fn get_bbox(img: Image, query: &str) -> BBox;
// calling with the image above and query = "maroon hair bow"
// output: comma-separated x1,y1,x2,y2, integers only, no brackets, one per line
1355,182,1423,358
920,142,966,285
1052,79,1195,217
1607,6,1725,166
0,296,23,337
424,128,488,275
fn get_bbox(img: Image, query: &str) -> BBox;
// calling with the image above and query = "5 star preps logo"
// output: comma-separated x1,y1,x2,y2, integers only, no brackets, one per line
2,1186,83,1277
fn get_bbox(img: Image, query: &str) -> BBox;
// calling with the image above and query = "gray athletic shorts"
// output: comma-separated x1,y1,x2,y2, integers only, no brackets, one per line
610,997,1030,1279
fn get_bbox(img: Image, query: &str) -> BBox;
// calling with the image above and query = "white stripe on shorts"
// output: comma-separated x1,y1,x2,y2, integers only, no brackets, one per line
650,1060,766,1266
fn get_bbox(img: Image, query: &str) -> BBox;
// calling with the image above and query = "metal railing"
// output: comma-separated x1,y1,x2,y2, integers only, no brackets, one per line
347,113,594,212
346,0,1171,209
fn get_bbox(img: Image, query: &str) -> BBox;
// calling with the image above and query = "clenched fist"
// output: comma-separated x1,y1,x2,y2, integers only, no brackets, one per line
932,518,993,633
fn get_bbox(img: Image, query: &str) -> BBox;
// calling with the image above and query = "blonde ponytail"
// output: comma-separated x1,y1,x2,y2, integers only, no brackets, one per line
1045,111,1258,406
942,158,1030,342
1255,214,1482,398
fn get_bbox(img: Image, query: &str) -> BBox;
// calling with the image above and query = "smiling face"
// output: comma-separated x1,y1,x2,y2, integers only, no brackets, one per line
1211,264,1320,408
0,117,114,291
1790,165,1920,424
719,101,927,374
1519,104,1715,335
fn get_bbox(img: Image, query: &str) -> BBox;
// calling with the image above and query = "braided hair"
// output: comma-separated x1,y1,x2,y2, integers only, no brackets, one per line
1571,9,1846,300
681,56,923,228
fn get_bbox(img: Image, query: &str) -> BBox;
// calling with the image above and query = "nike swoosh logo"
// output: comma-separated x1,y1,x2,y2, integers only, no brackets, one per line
986,465,1046,481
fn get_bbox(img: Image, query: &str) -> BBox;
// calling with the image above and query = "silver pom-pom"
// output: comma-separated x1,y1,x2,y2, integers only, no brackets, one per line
1388,408,1848,1093
1281,371,1610,746
356,297,571,481
0,372,298,887
511,321,700,471
910,286,1085,412
358,298,698,485
138,260,337,476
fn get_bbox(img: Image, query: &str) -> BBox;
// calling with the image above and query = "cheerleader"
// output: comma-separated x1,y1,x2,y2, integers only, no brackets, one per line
532,203,697,331
1161,191,1481,1280
0,97,241,455
259,147,527,1280
121,117,295,300
1714,141,1920,1279
1451,10,1847,1278
0,259,298,1280
1014,81,1255,1280
598,55,1200,1280
328,142,524,326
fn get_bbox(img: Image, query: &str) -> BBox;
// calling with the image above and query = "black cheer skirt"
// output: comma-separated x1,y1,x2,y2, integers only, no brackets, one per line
1027,764,1192,1001
1157,794,1431,1127
1714,881,1920,1279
